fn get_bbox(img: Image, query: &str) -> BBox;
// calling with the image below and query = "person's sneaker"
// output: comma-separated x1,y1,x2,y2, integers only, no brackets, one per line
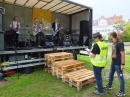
95,85,112,90
115,91,126,97
103,85,112,89
93,90,104,95
38,45,42,47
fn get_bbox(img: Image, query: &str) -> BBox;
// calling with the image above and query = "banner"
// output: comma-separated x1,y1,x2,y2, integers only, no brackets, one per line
33,8,51,29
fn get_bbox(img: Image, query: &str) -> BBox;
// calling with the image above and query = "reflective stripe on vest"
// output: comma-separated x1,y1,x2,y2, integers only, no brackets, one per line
91,41,108,67
92,57,107,63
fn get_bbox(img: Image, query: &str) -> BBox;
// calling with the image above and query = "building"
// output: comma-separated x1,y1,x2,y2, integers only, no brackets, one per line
128,19,130,22
93,15,123,40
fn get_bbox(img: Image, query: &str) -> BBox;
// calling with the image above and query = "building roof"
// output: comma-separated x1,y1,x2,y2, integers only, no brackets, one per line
107,14,123,23
93,14,123,26
0,0,92,15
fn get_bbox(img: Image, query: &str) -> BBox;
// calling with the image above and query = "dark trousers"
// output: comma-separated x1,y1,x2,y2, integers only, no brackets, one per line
108,63,125,93
36,32,46,46
93,65,104,93
11,30,19,47
52,33,59,45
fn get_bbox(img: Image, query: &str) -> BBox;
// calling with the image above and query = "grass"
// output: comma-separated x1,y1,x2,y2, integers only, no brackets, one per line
0,55,130,97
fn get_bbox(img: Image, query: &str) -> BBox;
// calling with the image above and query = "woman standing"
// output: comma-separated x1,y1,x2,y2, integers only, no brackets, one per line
10,16,20,48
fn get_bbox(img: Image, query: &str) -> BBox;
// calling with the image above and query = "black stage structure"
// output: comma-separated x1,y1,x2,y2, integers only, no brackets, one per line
0,0,93,71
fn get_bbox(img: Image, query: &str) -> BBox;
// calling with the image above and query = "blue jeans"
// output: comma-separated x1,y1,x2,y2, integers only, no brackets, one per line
108,63,125,93
93,65,104,93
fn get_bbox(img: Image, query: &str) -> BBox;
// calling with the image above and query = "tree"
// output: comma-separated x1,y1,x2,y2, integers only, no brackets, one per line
113,20,128,38
123,22,130,35
113,20,126,33
121,22,130,42
102,35,107,40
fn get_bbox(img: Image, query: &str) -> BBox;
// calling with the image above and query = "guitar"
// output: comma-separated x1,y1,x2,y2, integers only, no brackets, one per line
12,28,20,34
33,27,48,36
33,30,39,36
52,26,63,36
52,30,59,36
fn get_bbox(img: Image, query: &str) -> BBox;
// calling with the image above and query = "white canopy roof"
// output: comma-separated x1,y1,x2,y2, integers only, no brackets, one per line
0,0,92,15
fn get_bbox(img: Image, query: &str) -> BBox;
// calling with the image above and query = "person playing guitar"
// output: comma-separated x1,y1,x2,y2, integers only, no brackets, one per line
32,18,46,47
10,16,20,48
52,18,63,46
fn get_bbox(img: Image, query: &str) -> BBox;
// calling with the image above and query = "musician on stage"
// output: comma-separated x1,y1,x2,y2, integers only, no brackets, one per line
63,28,73,44
52,18,61,46
32,18,46,47
10,16,20,48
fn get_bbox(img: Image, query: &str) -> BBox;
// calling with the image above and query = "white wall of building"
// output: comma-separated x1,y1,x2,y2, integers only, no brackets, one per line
93,18,114,40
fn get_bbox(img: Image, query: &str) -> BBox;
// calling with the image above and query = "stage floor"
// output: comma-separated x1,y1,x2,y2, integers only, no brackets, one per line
0,46,87,55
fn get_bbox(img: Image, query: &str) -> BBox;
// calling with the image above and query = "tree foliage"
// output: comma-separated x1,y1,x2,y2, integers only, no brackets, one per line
113,20,126,33
121,22,130,42
113,21,130,42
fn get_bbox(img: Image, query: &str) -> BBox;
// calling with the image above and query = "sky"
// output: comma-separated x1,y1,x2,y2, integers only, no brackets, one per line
71,0,130,21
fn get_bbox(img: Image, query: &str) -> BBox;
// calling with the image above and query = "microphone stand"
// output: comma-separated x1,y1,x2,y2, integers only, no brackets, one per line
13,39,19,80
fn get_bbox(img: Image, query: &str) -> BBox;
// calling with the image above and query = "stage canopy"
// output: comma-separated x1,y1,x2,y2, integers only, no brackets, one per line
0,0,92,15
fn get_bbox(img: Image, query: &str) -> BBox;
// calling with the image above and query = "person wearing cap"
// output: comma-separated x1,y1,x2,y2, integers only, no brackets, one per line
88,32,108,95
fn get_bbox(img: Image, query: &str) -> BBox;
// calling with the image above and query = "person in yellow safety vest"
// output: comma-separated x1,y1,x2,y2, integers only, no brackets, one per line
88,32,108,95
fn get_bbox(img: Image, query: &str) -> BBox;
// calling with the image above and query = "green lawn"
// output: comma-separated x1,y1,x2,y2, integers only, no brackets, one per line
0,55,130,97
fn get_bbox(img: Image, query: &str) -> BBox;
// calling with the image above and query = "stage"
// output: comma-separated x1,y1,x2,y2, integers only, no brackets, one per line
0,46,87,71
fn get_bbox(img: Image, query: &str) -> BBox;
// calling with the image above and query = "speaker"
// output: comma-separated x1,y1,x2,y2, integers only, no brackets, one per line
0,32,5,50
80,20,89,36
44,42,54,48
79,20,91,46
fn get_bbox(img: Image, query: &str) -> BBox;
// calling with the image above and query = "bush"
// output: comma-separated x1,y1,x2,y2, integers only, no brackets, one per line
121,35,130,42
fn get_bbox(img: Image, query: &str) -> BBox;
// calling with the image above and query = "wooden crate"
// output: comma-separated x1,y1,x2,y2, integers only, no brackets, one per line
52,60,85,78
63,69,95,91
45,52,73,62
44,52,73,73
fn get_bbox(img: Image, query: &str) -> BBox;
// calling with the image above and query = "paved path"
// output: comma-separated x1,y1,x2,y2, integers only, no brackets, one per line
80,42,130,56
93,42,130,46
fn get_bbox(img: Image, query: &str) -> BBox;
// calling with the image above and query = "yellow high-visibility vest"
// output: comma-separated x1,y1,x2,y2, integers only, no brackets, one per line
91,41,108,67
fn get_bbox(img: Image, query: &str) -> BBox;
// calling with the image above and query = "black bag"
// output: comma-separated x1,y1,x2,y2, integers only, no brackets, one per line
9,29,14,34
0,73,5,80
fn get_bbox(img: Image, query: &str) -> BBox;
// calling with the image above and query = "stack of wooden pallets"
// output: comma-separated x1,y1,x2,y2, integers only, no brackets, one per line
51,59,85,78
44,52,73,73
44,52,95,90
63,69,95,90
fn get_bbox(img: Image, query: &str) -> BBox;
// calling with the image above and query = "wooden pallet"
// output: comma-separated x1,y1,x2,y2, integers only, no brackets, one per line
45,52,73,62
52,60,85,78
63,69,95,91
45,52,73,69
44,67,52,74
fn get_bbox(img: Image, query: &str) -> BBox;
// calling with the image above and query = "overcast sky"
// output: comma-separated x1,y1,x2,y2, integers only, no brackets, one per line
71,0,130,21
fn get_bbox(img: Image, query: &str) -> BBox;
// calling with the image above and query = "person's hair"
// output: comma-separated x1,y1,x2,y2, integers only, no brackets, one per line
34,18,37,20
66,28,69,30
13,16,17,21
110,32,122,48
55,18,58,20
